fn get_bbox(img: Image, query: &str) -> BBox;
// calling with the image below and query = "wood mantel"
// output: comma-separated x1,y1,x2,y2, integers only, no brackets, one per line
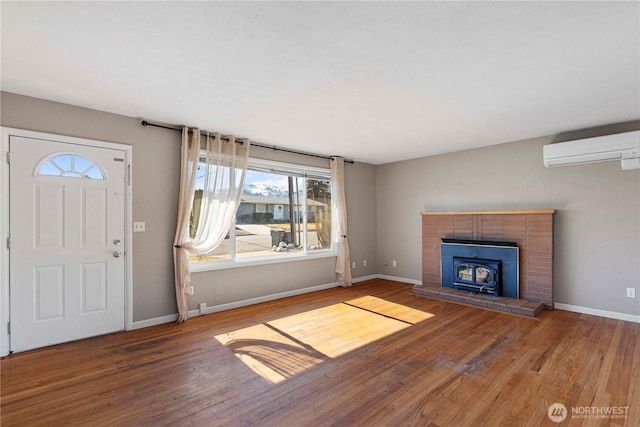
421,209,556,216
421,209,555,308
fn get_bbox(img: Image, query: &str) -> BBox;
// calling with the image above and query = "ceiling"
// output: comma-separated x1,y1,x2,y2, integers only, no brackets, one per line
1,1,638,165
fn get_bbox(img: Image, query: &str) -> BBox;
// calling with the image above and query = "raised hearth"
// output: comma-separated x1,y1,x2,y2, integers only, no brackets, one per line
413,283,545,317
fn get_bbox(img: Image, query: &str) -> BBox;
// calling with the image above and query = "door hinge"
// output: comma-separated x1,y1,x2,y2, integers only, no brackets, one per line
7,322,10,334
6,152,10,165
6,237,10,250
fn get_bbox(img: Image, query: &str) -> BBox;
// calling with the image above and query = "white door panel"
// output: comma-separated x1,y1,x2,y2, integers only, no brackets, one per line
34,265,65,321
9,135,126,352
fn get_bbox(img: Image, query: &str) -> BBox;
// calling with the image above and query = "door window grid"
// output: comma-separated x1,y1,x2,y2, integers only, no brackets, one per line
36,154,104,179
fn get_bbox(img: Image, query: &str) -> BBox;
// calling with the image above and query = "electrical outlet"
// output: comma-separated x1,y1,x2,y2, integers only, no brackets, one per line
392,260,397,267
363,259,367,267
352,262,356,269
133,221,145,232
199,302,207,314
188,286,194,296
627,288,636,298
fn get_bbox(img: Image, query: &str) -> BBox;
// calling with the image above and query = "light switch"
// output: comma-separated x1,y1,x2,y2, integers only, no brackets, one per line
134,222,146,232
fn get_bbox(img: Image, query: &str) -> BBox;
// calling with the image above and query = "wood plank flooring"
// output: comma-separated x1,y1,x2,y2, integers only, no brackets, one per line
1,279,638,426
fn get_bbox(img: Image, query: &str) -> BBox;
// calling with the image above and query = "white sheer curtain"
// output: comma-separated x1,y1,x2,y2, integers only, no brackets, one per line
331,156,352,287
173,128,250,322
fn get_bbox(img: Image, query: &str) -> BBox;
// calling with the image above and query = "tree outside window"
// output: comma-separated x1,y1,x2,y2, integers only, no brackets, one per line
190,159,332,264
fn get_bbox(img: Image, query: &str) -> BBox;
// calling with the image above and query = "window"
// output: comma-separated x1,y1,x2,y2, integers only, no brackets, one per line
190,158,333,268
37,154,104,179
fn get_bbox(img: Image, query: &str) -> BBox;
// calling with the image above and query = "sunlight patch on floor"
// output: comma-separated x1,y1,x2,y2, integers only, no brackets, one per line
214,296,434,383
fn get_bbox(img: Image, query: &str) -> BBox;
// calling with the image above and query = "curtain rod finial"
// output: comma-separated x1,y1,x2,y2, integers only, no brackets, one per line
141,120,149,126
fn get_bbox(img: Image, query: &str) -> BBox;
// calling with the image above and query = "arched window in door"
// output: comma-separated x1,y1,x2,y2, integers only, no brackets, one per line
36,153,104,179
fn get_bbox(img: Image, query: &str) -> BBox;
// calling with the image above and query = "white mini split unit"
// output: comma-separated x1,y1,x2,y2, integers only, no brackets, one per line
543,130,640,170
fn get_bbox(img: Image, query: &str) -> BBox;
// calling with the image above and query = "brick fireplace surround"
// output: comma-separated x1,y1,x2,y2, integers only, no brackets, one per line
415,210,555,316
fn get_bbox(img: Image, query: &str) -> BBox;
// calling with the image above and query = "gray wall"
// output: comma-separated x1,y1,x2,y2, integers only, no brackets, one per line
3,90,637,320
377,124,640,316
1,92,378,322
344,161,378,278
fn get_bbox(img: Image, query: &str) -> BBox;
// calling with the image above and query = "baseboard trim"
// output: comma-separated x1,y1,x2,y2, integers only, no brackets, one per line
131,276,422,330
193,282,339,317
133,282,339,329
554,303,640,323
376,274,422,286
132,313,179,330
352,274,379,283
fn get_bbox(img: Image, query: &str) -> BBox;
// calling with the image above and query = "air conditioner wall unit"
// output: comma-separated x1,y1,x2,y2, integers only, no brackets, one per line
543,130,640,170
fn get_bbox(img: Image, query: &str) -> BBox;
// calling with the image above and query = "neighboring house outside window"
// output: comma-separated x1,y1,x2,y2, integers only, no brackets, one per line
190,158,334,271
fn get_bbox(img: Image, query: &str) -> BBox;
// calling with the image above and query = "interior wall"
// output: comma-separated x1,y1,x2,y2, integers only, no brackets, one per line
0,91,377,323
4,90,635,320
376,124,640,316
344,161,378,279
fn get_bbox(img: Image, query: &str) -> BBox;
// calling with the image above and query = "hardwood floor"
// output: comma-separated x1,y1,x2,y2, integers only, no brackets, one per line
1,279,638,426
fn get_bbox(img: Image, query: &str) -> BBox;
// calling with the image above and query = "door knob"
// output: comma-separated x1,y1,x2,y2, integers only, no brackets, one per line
113,251,122,258
113,239,122,246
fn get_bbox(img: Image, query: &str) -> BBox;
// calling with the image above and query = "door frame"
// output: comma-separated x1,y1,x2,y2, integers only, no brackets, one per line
0,127,134,356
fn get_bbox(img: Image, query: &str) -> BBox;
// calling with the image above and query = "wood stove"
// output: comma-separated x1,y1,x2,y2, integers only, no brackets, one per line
441,239,519,298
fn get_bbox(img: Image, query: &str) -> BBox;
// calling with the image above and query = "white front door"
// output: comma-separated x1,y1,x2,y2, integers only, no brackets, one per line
9,135,127,352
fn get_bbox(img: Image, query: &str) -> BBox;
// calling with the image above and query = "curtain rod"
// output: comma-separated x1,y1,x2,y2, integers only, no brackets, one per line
141,120,354,164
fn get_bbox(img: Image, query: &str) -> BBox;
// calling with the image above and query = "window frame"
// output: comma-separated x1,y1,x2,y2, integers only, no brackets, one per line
35,152,106,179
190,157,335,272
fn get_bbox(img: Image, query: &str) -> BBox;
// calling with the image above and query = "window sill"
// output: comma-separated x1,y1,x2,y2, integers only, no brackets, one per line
190,250,337,273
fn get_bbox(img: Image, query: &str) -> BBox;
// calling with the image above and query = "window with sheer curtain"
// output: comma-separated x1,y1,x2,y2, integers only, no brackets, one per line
173,129,250,322
190,158,334,270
